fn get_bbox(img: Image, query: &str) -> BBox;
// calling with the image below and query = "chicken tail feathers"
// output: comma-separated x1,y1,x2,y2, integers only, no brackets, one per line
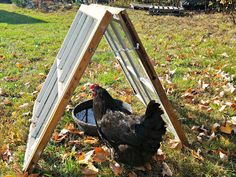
135,100,166,152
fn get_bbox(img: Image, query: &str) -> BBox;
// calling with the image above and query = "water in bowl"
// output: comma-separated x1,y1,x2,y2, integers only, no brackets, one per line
75,108,96,125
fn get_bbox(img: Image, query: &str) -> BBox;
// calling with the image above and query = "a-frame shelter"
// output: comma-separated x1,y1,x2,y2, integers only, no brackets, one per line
23,4,188,172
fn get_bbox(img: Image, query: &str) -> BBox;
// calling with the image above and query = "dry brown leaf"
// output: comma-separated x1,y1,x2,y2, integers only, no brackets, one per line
231,104,236,111
78,150,94,164
191,150,204,161
208,132,216,142
110,162,123,176
51,131,68,143
1,144,12,163
3,99,12,106
220,122,233,134
65,123,84,135
169,139,182,150
19,103,29,109
0,88,6,96
128,171,137,177
68,140,81,146
16,62,23,68
4,76,19,82
62,152,71,161
12,111,17,117
84,137,98,144
191,125,200,131
155,149,166,162
81,163,99,176
219,151,228,161
187,112,194,119
77,152,85,161
211,123,220,132
36,83,43,92
121,95,132,104
219,105,226,112
162,162,173,176
93,147,109,163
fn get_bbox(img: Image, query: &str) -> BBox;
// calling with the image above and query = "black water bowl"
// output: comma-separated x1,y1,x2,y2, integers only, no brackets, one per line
72,99,132,136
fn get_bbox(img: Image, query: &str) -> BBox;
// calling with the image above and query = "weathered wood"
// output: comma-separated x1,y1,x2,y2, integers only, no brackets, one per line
119,11,189,146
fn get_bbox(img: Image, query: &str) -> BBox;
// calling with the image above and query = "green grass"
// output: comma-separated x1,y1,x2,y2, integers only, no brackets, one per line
0,3,236,177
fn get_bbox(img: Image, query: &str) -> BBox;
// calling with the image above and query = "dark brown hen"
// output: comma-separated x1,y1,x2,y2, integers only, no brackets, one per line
90,84,166,166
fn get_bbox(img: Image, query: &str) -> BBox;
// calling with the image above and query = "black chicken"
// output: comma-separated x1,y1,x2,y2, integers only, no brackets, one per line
90,84,166,166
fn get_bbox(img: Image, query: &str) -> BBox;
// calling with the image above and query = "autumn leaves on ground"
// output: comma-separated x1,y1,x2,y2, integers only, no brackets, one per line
0,3,236,177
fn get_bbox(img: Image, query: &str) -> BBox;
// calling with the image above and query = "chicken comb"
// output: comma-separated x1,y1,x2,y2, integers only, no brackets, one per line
90,83,99,90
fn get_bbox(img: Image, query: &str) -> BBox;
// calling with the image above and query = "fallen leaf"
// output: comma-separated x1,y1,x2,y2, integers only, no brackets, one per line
211,123,220,132
219,151,228,161
16,62,23,68
78,150,94,164
128,171,137,177
19,103,29,109
222,82,235,93
81,163,99,175
121,95,132,104
0,88,6,96
231,116,236,125
110,162,123,176
0,144,12,163
191,126,200,131
4,76,19,82
220,136,230,145
3,99,12,106
169,139,182,150
187,112,194,119
12,111,17,117
51,131,68,143
231,104,236,111
162,162,173,176
219,105,226,112
36,83,43,92
220,122,233,134
191,149,204,161
219,91,225,97
38,73,46,77
77,152,85,161
155,149,166,162
67,140,81,146
221,52,229,58
84,137,98,144
93,147,109,163
208,132,216,142
62,152,71,161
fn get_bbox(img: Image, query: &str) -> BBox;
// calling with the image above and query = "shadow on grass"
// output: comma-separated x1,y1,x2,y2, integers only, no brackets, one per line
0,10,46,24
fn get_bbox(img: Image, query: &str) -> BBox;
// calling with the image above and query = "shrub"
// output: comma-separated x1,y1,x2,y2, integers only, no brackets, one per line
11,0,29,7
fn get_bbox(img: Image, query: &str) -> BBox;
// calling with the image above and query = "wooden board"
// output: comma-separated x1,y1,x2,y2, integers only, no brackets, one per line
24,4,188,172
23,5,112,172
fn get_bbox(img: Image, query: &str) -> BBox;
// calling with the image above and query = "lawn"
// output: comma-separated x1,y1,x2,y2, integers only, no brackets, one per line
0,3,236,177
